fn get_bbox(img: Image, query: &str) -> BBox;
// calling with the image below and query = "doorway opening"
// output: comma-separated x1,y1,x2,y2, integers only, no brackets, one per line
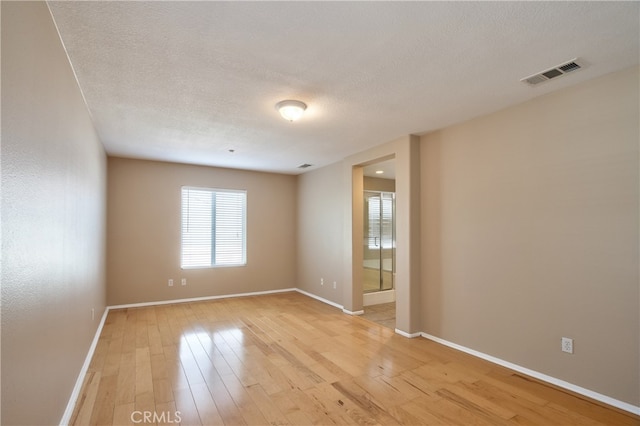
361,159,396,329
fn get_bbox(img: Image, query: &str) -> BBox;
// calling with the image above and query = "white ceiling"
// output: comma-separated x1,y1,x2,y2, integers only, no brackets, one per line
48,1,639,175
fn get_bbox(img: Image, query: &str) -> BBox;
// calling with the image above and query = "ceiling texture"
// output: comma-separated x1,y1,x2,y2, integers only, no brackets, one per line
48,1,639,175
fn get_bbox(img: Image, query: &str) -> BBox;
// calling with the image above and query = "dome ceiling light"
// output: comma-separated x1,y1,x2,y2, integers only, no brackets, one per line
275,100,307,122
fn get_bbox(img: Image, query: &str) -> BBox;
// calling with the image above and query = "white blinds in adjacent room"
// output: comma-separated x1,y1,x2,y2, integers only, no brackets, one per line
367,194,394,249
181,187,246,268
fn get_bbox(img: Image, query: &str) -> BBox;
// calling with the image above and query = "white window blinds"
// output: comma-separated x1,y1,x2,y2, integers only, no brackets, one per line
367,194,394,249
181,187,246,268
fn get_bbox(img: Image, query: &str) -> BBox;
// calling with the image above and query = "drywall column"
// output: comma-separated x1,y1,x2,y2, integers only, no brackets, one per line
394,135,422,334
343,165,365,313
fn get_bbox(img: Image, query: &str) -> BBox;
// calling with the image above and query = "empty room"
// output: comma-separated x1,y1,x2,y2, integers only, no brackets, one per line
1,1,639,425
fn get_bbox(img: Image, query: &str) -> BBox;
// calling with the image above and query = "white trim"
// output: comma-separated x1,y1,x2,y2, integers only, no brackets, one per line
59,307,109,426
343,309,364,316
108,288,296,310
293,289,368,316
363,289,395,306
294,289,344,310
395,328,421,338
421,332,640,416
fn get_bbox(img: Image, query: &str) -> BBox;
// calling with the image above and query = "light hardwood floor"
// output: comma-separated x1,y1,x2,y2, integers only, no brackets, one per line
71,292,638,425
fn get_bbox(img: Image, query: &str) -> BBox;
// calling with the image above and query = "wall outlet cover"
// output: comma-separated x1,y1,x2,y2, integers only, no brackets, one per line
561,337,574,354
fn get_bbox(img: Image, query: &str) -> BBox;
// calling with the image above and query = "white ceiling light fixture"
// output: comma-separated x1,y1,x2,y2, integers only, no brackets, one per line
276,100,307,122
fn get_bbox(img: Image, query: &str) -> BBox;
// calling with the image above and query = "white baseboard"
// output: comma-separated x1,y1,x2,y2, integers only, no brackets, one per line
108,287,296,310
294,289,364,316
395,328,421,338
363,289,395,306
421,332,640,416
59,307,109,426
342,309,364,316
294,288,343,310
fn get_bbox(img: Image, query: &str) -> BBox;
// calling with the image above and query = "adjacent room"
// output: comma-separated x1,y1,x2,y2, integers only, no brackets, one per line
2,1,638,425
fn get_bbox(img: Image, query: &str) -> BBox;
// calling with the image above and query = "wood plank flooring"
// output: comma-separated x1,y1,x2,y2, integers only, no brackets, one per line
70,292,639,425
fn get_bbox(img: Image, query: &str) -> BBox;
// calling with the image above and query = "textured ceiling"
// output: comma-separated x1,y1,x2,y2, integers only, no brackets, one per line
48,1,639,175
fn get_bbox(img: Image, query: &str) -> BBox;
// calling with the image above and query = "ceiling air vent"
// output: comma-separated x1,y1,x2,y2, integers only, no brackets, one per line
521,58,584,87
297,163,313,169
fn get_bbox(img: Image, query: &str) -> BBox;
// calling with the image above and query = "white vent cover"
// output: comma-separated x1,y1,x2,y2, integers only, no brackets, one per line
521,58,585,86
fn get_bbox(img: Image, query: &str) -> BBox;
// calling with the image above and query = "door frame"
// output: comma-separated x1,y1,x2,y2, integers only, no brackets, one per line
341,135,421,335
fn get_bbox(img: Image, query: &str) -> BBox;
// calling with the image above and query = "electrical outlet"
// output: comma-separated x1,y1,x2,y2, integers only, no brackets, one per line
181,278,187,286
561,337,574,354
168,279,174,287
333,281,337,289
320,278,324,286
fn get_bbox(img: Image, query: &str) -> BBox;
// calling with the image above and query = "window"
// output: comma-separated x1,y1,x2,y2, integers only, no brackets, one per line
181,186,246,268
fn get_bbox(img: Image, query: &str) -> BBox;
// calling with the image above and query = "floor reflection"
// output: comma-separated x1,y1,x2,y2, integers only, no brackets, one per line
361,302,396,330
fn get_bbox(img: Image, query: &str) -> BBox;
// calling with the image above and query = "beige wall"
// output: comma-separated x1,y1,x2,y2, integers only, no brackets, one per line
107,157,297,305
1,2,107,424
364,176,396,192
296,162,345,303
421,66,639,405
